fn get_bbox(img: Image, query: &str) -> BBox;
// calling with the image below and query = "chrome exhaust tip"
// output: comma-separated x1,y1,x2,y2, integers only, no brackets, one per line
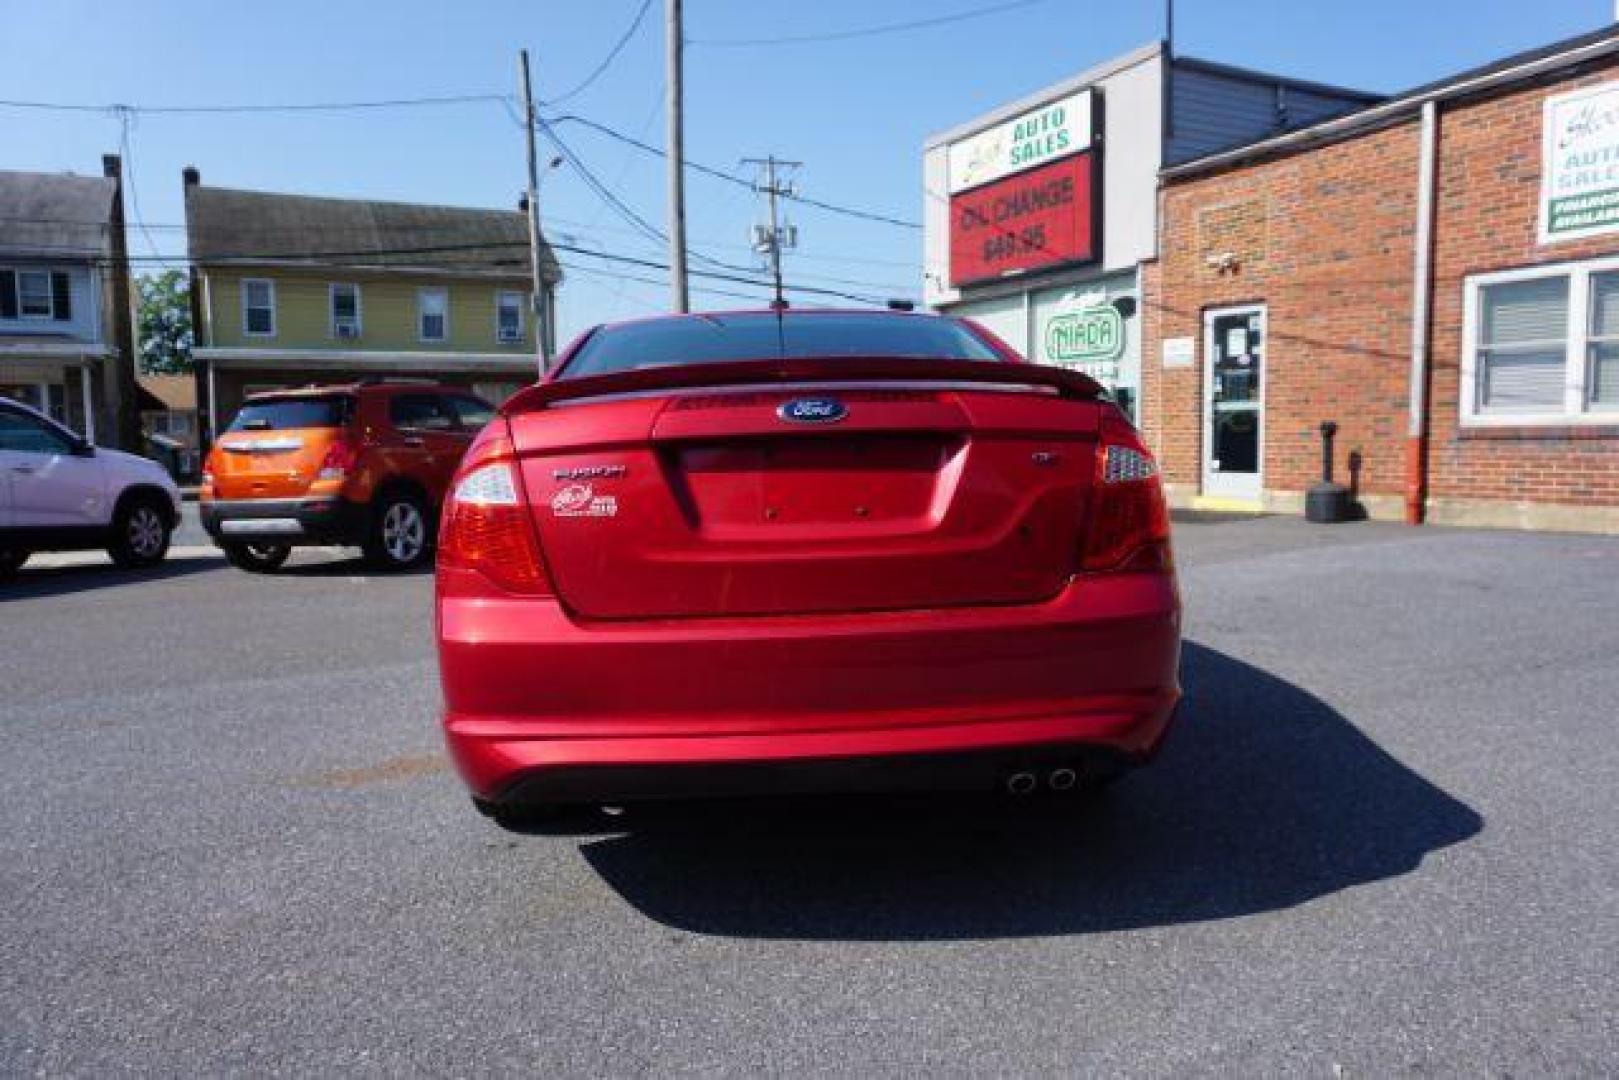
1006,771,1038,795
1048,768,1078,792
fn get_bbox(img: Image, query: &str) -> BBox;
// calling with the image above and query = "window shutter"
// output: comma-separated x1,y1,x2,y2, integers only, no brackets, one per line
1481,277,1567,345
50,272,72,321
0,271,15,319
1481,349,1565,410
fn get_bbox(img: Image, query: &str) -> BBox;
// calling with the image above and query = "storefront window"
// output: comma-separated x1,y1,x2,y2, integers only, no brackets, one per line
1030,276,1140,423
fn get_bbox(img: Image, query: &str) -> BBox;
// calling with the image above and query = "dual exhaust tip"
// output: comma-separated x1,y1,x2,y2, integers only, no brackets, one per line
1006,767,1078,795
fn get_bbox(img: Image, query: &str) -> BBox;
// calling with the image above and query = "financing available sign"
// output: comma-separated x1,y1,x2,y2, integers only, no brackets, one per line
1541,82,1619,242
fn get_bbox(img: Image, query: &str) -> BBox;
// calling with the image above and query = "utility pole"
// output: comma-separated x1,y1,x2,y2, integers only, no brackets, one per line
743,155,801,309
666,0,689,312
519,49,551,375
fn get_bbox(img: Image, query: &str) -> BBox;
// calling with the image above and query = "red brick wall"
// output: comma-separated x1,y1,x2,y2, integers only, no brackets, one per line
1145,122,1422,502
1145,61,1619,518
1427,67,1619,509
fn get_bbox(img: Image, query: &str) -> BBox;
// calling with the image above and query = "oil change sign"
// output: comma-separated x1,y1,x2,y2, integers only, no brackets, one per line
1044,306,1123,380
949,153,1096,286
947,88,1094,194
1541,82,1619,242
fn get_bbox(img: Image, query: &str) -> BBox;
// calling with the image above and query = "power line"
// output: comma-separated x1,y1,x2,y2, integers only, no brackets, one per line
535,116,767,278
547,114,921,229
689,0,1053,47
18,235,902,305
561,260,778,307
113,107,163,262
1,209,921,274
542,0,655,105
0,93,511,116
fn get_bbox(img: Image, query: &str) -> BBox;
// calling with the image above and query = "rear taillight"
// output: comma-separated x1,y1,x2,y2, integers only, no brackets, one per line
437,427,552,595
318,437,360,481
1082,413,1172,572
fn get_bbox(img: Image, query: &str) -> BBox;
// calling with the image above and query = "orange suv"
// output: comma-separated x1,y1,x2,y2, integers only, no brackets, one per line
200,380,495,572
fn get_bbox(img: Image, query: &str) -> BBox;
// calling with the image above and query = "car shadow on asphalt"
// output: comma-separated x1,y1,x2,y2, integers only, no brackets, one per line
272,555,434,578
0,558,224,601
571,641,1484,939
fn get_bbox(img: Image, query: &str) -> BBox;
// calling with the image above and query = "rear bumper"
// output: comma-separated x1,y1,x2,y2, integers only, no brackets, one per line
438,569,1182,804
201,496,368,546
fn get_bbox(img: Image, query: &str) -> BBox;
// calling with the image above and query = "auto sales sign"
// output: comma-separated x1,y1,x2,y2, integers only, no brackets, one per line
947,88,1097,287
1541,81,1619,242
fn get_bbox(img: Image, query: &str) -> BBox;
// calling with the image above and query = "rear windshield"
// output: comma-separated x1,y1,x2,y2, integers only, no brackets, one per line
229,395,352,431
561,313,1003,379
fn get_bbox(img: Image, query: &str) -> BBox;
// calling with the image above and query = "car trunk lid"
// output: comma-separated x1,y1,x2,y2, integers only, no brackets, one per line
506,358,1104,620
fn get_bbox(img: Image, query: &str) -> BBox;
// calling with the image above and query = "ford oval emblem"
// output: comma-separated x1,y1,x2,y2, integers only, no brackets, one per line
777,397,848,424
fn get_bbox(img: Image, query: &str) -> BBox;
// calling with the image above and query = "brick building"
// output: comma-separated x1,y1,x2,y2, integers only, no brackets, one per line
1143,27,1619,532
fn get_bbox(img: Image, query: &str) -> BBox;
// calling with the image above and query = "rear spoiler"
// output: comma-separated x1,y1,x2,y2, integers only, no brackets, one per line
504,358,1104,413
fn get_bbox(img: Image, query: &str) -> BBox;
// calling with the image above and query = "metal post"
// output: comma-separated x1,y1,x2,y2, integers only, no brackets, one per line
744,155,801,309
80,366,95,443
519,49,551,375
667,0,689,312
1406,100,1438,525
1319,421,1337,485
764,157,783,307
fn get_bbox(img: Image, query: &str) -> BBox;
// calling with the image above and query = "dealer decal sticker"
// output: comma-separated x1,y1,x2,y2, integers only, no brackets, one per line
550,483,619,518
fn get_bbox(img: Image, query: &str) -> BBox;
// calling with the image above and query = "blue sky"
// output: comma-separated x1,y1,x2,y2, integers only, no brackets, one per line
0,0,1610,343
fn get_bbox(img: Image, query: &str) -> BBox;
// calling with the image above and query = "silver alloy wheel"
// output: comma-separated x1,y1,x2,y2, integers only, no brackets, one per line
381,501,425,563
128,506,166,558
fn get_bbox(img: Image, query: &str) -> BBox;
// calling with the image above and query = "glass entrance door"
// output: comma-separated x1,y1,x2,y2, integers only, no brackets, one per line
1202,305,1265,501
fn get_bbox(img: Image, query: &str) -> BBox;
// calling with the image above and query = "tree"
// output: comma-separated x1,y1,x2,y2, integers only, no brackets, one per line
136,270,193,374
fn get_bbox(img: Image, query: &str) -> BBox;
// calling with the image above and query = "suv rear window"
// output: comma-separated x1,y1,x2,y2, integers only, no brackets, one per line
389,393,457,431
229,396,352,431
561,312,1003,379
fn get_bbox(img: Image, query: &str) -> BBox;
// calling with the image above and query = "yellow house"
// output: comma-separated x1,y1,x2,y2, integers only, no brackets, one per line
183,169,561,444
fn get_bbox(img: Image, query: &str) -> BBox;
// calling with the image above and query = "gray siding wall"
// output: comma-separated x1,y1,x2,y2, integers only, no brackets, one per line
1167,64,1374,165
0,261,102,341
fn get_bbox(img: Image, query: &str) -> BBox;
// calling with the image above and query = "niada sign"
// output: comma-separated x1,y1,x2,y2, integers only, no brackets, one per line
1541,82,1619,242
948,88,1094,194
1044,306,1124,371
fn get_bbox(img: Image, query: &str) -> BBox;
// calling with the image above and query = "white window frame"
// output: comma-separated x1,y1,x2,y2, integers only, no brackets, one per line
329,282,362,339
418,286,449,343
1461,255,1619,426
17,269,54,319
241,279,276,338
495,290,525,344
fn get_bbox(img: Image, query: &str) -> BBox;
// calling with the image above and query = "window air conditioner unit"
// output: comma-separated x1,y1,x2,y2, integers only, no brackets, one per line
498,327,522,344
335,321,361,339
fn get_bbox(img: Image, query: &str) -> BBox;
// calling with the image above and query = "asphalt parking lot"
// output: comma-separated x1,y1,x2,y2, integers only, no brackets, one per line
1,514,1615,1074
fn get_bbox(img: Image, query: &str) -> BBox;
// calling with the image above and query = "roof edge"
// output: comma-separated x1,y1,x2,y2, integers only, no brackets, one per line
923,40,1164,150
1170,54,1385,103
183,182,524,221
1164,24,1619,182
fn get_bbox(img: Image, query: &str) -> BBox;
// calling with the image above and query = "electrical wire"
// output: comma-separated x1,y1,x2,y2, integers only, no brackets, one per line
16,236,902,305
0,93,510,115
541,0,655,106
689,0,1053,48
548,113,921,229
535,116,769,277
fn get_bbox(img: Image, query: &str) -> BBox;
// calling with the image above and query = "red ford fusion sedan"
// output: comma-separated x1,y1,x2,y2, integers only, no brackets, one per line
435,310,1181,826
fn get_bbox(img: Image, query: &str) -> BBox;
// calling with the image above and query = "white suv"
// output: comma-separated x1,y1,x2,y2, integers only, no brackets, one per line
0,397,181,580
